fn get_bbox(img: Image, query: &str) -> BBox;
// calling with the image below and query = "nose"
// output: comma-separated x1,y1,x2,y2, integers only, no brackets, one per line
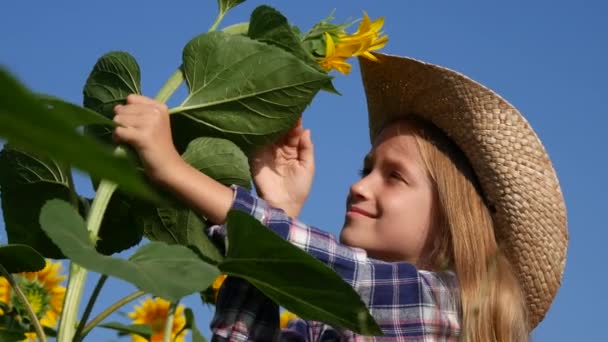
349,174,373,201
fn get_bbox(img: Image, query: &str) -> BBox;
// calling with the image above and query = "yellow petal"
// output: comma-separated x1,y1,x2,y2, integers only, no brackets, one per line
280,311,298,328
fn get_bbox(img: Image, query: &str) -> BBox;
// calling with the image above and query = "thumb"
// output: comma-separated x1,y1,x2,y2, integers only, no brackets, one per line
298,129,314,168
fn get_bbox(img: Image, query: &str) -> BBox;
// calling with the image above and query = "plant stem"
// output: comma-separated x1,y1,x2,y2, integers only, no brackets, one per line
209,10,226,32
163,301,178,342
56,63,182,341
56,176,118,342
155,68,184,103
80,290,146,338
0,265,46,342
72,274,108,342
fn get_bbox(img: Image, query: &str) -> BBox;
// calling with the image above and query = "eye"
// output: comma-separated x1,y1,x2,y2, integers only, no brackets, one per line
389,171,407,183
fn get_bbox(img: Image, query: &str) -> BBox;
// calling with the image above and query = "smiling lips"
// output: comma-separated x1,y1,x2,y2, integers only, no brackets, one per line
347,206,376,218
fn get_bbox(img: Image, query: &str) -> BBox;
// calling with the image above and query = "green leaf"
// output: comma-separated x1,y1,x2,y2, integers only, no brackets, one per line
247,6,338,95
38,94,116,128
82,51,143,176
0,144,72,257
39,199,220,301
0,68,159,201
0,330,26,341
182,137,250,189
218,0,245,15
185,308,207,342
220,211,381,335
83,51,142,119
222,22,249,36
99,322,152,339
174,31,330,153
137,137,249,264
248,6,317,66
0,244,45,273
88,192,144,255
140,200,223,264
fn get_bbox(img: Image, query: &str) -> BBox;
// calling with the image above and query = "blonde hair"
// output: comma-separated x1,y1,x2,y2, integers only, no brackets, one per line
395,116,529,341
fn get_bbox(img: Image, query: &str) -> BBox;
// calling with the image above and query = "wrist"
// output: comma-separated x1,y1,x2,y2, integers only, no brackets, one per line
148,152,186,187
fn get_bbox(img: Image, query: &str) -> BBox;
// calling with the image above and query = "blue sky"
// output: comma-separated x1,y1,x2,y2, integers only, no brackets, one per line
1,0,606,340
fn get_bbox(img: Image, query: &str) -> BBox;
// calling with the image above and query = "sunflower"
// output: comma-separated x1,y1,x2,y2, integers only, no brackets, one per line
128,297,187,342
318,12,388,74
0,260,66,341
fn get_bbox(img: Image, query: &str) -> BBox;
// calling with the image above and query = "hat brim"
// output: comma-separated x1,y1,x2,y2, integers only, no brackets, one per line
358,52,568,329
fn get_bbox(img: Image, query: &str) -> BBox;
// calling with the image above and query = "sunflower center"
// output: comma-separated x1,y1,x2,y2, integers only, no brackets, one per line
12,276,52,320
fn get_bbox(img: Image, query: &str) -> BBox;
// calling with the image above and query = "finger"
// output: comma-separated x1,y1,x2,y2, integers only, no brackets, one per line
126,94,169,113
114,103,149,117
285,120,305,147
113,113,141,128
298,129,315,168
112,126,141,147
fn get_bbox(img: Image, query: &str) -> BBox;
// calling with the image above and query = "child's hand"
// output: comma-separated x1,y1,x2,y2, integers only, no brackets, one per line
112,94,183,184
250,119,315,218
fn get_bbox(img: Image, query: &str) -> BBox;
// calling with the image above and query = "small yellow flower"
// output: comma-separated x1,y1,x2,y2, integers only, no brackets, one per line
280,310,298,329
317,12,388,74
0,260,66,342
128,297,187,342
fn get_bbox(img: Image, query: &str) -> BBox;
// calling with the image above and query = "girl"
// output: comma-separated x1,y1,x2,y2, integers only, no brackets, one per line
112,52,567,341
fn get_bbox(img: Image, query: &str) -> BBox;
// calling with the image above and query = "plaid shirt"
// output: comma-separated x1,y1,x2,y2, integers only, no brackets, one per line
209,186,461,341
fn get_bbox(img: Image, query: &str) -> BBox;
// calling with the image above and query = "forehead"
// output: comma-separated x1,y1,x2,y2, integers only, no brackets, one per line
373,121,421,158
367,121,428,176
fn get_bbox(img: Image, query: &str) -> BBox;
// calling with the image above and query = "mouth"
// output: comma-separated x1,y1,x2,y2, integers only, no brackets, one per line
347,206,376,218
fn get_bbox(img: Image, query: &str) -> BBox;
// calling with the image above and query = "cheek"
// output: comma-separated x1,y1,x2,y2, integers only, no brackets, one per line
377,191,435,246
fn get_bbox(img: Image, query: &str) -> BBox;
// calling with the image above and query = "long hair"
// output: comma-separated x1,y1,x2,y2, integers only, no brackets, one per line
400,116,529,341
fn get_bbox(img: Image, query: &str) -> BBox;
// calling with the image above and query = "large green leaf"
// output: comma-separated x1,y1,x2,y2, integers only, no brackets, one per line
140,199,223,265
38,94,116,128
0,244,45,273
82,51,143,180
0,145,139,256
220,210,381,335
247,6,338,95
39,199,220,301
137,137,249,264
181,137,250,189
248,6,317,68
0,68,159,201
0,144,72,257
83,51,142,118
99,322,152,339
174,31,330,153
84,192,144,255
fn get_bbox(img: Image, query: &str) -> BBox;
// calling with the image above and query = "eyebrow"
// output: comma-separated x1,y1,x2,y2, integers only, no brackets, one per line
363,152,417,180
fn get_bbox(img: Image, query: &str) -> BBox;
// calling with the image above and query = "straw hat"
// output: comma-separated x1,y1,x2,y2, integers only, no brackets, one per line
358,52,568,329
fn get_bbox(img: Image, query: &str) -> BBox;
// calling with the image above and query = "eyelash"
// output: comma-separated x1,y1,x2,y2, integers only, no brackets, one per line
358,168,406,183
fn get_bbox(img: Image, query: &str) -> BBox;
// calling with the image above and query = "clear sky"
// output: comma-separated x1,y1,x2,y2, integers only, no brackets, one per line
1,0,606,340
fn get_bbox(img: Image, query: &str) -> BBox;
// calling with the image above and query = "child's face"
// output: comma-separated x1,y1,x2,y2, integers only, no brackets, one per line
340,120,438,264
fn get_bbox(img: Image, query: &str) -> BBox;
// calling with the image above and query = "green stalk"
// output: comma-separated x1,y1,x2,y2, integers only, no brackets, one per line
155,68,184,103
163,301,178,342
209,10,226,32
80,290,146,338
0,265,46,342
56,178,118,341
56,70,184,341
73,274,108,342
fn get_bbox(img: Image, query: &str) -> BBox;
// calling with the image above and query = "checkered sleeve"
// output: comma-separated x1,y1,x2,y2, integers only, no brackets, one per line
210,186,461,341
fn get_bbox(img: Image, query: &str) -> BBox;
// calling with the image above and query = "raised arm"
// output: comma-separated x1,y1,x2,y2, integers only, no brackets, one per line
112,94,233,224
